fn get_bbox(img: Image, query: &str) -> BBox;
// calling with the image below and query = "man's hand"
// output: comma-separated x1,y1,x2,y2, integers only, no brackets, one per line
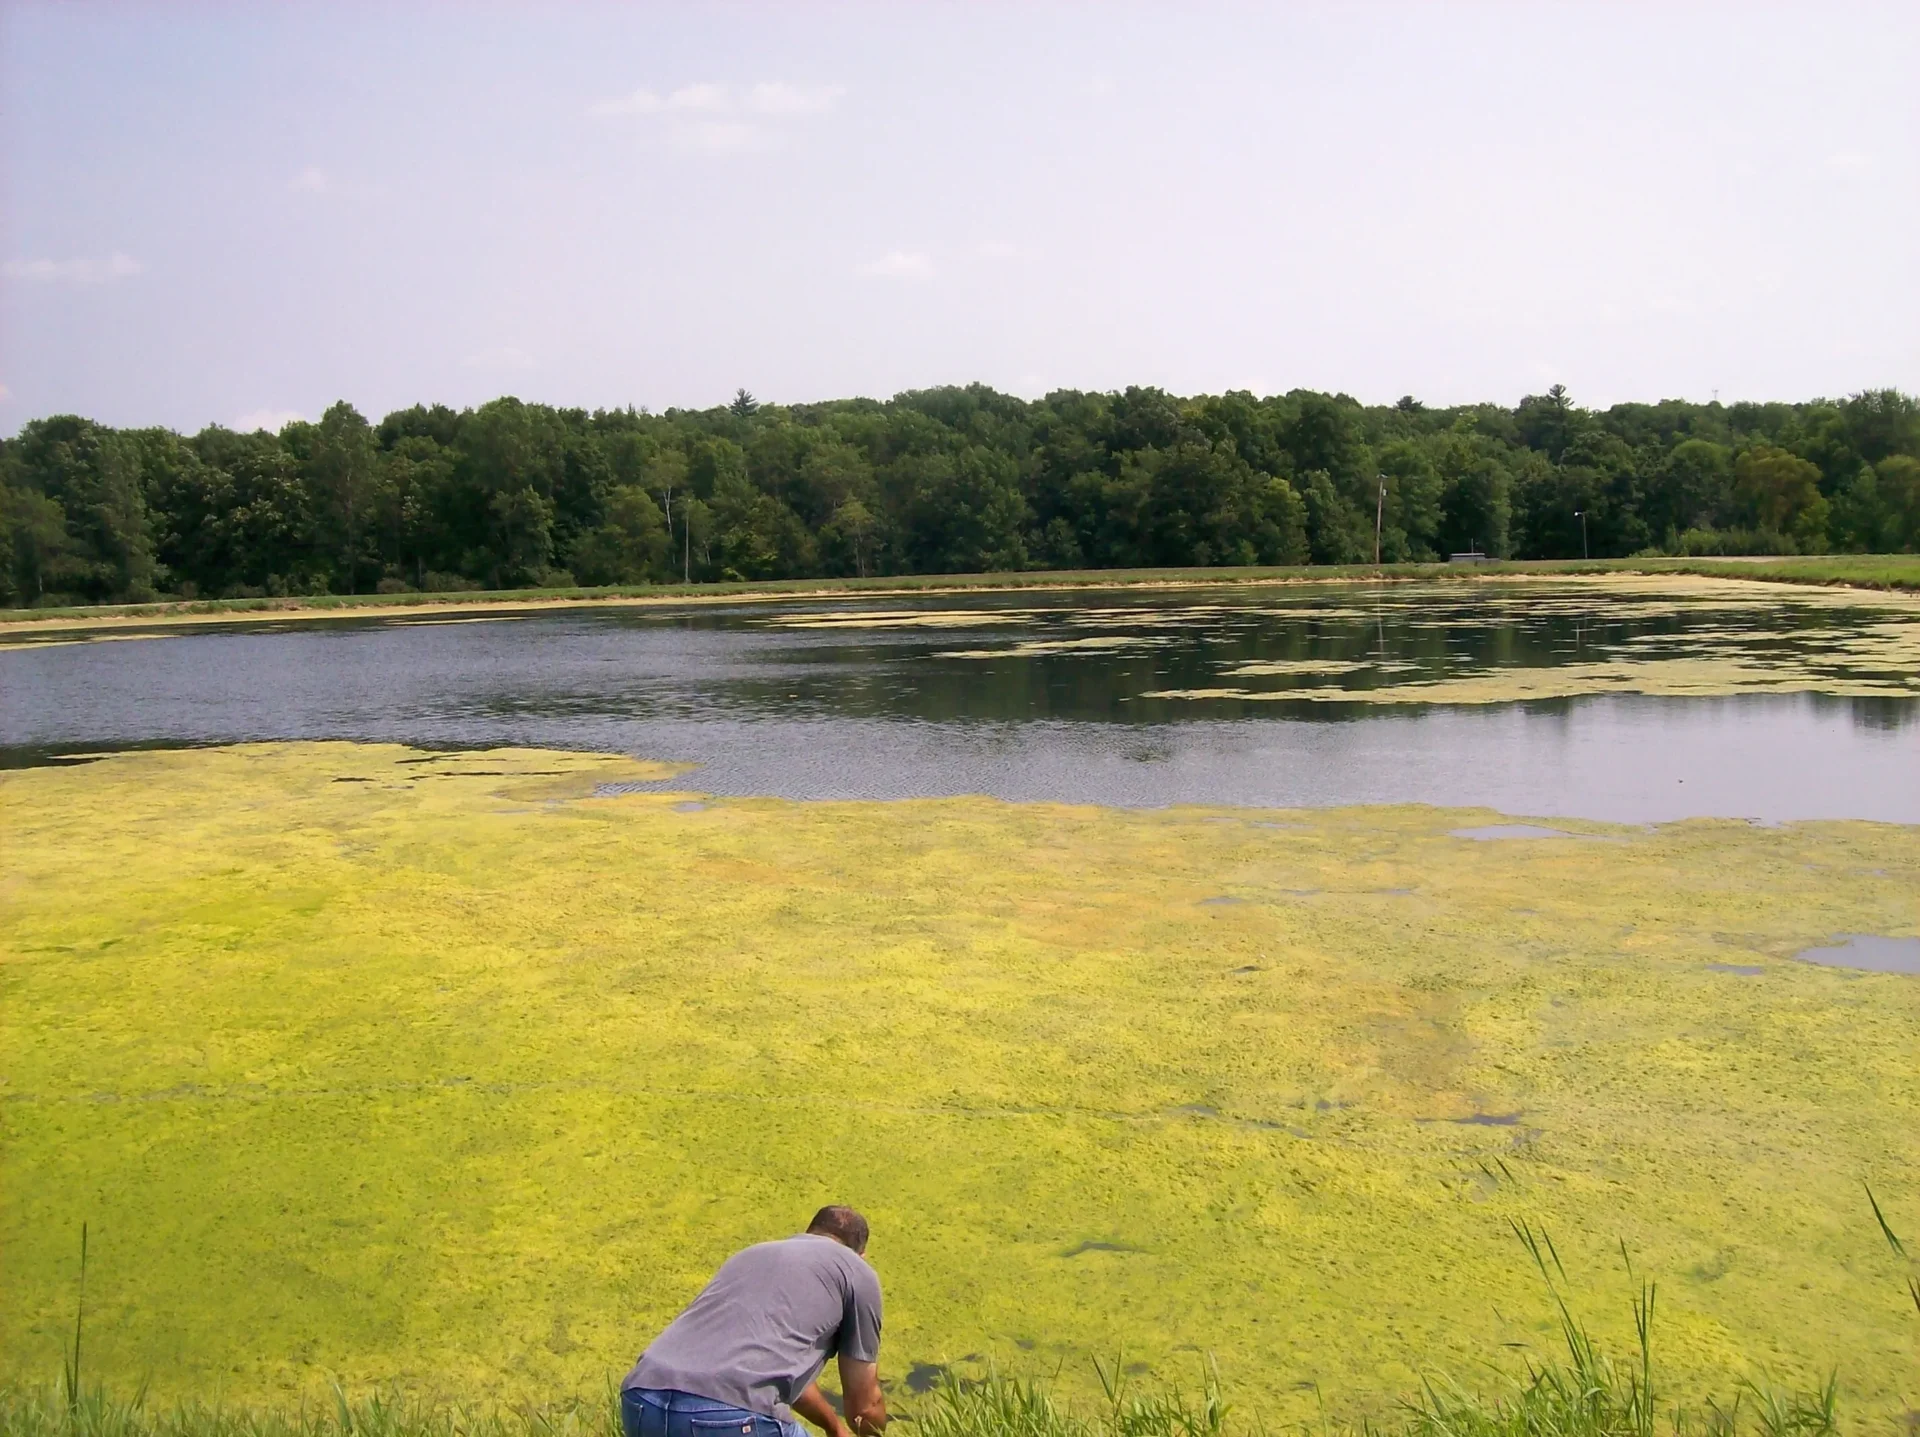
792,1381,850,1437
838,1358,888,1435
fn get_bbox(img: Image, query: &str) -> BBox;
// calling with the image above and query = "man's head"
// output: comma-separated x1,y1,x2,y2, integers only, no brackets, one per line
806,1204,870,1255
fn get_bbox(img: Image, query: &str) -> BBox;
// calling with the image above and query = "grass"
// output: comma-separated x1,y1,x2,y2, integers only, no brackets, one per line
6,1132,1913,1437
0,1292,1866,1437
3,746,1917,1426
0,1273,1865,1437
2,556,1917,632
1650,555,1920,593
12,1233,1886,1437
0,1372,1851,1437
0,1386,620,1437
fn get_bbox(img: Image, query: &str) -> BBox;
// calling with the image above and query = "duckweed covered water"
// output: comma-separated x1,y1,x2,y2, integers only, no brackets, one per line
3,744,1917,1425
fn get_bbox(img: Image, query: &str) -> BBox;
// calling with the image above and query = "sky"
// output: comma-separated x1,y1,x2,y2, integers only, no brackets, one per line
2,1,1917,433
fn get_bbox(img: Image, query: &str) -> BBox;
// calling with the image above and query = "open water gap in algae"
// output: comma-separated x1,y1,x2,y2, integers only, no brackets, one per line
2,578,1917,1423
2,576,1917,821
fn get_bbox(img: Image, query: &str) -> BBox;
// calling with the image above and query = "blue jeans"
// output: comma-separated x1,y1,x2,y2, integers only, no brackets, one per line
620,1388,803,1437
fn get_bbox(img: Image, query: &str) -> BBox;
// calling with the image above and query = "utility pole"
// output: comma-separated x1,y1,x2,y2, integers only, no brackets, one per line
1574,509,1589,560
1374,474,1388,566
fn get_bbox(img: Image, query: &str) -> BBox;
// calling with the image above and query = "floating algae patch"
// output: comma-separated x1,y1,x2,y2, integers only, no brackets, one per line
0,631,180,650
765,608,1040,629
1144,656,1920,705
933,635,1176,659
1466,572,1920,611
388,615,530,628
1061,603,1284,625
1100,576,1920,706
2,745,1919,1424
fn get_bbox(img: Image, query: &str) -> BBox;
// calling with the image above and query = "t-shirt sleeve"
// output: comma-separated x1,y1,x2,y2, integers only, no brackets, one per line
839,1263,883,1363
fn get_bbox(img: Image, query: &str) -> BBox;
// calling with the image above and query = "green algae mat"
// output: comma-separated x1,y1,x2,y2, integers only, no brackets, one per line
2,744,1917,1422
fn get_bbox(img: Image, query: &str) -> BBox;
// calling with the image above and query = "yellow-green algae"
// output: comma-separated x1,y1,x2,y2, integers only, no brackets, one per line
1142,657,1920,703
1123,579,1920,703
2,745,1918,1423
934,635,1179,659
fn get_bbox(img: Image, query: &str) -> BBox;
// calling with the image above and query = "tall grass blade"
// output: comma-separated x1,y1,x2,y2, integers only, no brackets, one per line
62,1221,88,1415
1863,1183,1920,1318
1864,1183,1907,1258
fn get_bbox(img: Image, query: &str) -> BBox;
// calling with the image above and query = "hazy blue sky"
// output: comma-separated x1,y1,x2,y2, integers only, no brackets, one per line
3,2,1915,432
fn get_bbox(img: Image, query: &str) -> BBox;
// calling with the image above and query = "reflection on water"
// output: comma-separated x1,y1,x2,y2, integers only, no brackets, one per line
2,582,1915,822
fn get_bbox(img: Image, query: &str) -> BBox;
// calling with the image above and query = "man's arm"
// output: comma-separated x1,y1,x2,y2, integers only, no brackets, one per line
791,1382,850,1437
837,1357,888,1435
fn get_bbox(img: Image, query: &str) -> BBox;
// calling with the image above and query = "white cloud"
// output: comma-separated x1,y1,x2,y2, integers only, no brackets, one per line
2,252,144,285
860,250,935,280
745,83,844,115
1827,150,1872,172
233,408,304,433
462,345,536,371
288,166,329,193
978,241,1021,259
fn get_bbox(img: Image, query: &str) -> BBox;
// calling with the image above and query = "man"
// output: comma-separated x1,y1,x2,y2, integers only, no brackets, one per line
621,1205,889,1437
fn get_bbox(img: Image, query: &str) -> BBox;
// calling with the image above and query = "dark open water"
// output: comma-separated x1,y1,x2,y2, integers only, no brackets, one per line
3,584,1915,823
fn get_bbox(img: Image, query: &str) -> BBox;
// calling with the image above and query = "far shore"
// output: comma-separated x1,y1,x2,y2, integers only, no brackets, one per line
3,554,1917,638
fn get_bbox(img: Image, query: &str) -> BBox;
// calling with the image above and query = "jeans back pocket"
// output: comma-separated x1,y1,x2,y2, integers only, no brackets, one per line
686,1419,763,1437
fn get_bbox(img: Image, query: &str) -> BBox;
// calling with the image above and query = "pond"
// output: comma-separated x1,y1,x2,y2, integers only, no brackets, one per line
1795,935,1920,974
3,577,1917,822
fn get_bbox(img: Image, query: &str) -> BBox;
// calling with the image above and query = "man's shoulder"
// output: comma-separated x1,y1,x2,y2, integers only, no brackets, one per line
722,1234,843,1268
748,1235,878,1286
713,1234,876,1285
786,1234,870,1270
808,1237,881,1300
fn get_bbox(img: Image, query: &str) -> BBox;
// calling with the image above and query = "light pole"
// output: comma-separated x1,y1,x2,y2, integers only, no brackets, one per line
1574,509,1589,560
1374,474,1388,566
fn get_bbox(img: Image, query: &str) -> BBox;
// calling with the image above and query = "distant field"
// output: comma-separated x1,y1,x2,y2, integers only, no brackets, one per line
3,745,1917,1425
2,555,1917,633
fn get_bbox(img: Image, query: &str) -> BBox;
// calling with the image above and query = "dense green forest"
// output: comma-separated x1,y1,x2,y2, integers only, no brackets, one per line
2,384,1917,605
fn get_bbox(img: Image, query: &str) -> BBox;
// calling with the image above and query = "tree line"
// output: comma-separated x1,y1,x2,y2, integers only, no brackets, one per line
2,383,1916,605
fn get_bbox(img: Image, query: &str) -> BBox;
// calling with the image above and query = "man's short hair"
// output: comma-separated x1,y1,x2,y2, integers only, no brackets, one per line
807,1205,869,1254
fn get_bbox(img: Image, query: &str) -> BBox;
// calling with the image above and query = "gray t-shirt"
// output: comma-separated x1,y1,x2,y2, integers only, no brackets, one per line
624,1235,884,1419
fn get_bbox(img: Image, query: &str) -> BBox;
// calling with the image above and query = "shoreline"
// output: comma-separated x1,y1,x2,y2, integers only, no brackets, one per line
4,555,1918,637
